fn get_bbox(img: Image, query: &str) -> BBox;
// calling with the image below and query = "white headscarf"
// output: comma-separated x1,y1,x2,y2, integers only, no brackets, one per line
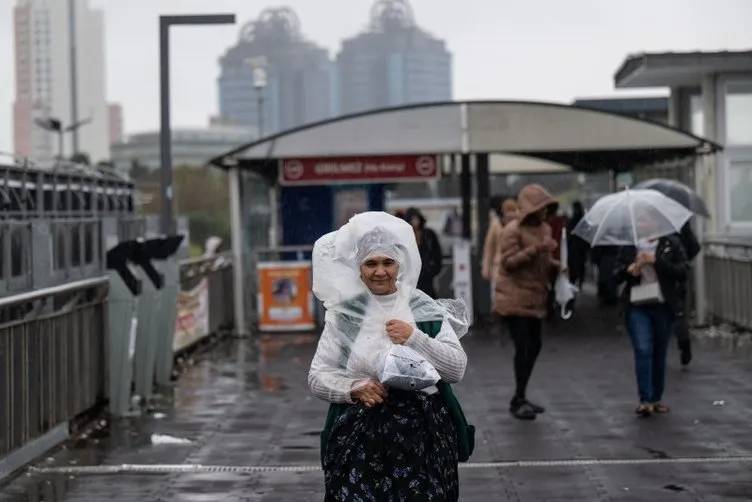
312,211,421,309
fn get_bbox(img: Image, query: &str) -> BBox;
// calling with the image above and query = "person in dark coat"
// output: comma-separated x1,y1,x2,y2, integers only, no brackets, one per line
592,246,620,305
566,201,590,288
405,207,443,299
674,222,701,365
615,230,689,416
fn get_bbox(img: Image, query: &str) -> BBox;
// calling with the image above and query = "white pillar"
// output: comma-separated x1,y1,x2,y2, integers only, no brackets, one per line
229,167,247,335
694,74,719,326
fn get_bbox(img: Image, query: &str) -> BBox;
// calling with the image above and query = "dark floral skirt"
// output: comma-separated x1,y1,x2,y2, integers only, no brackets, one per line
324,389,459,501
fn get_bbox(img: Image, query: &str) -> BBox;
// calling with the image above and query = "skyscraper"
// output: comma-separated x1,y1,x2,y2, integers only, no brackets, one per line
217,8,335,136
337,0,452,115
13,0,109,163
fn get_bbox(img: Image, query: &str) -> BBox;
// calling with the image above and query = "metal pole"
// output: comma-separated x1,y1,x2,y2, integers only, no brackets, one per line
229,167,247,335
460,154,472,239
257,92,264,137
158,14,235,236
68,0,79,154
158,18,174,235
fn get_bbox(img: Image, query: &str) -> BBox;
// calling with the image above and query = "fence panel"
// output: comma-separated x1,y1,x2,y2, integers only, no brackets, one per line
0,279,107,457
704,240,752,331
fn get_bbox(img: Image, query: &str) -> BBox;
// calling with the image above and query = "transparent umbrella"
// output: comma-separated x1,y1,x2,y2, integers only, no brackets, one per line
633,178,710,218
573,189,693,247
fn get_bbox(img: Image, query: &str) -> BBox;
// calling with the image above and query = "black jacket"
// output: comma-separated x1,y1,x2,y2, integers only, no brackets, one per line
614,234,689,315
416,227,443,296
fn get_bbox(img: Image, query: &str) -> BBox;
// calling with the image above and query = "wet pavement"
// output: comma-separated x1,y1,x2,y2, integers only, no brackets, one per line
2,292,752,501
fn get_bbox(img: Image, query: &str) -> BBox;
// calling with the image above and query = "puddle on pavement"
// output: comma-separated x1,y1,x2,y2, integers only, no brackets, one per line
640,447,671,459
664,484,688,492
150,434,194,446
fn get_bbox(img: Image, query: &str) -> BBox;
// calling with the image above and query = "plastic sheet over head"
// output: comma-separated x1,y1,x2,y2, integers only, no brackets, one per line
310,212,471,394
313,211,421,308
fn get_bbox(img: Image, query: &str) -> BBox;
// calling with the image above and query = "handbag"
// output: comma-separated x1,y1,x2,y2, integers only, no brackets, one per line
630,282,664,305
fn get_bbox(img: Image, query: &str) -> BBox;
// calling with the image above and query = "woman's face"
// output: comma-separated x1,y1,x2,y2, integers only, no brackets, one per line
360,256,399,295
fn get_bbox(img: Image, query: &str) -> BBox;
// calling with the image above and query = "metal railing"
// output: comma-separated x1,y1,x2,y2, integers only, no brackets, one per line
0,161,134,221
0,277,108,457
704,239,752,330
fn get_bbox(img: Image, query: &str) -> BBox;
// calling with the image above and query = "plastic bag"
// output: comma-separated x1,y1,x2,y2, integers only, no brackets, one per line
380,344,440,390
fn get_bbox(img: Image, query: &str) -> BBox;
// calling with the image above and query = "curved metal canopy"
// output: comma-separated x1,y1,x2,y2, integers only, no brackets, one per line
211,100,720,173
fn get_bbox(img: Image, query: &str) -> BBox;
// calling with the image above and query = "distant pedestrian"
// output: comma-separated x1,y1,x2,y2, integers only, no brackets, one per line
405,207,443,298
567,201,589,288
494,184,559,420
593,246,620,305
482,197,519,286
615,223,689,417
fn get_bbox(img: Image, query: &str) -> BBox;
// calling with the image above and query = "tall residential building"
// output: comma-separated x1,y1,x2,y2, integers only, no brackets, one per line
217,8,335,136
108,103,123,145
337,0,452,115
13,0,109,163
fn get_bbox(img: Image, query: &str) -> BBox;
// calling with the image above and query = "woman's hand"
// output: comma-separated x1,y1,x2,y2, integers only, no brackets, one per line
627,262,641,277
386,319,414,344
350,379,388,408
637,251,656,265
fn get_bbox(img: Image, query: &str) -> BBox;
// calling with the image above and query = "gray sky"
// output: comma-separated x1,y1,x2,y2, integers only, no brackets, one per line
2,0,752,155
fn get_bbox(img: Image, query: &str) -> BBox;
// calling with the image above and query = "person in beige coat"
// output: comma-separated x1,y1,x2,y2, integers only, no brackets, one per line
494,184,559,420
482,198,520,283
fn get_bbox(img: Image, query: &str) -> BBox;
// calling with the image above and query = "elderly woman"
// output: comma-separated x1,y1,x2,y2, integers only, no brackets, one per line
309,212,473,502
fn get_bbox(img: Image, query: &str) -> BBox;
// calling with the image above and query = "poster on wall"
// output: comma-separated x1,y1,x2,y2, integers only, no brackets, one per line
173,278,210,352
257,261,315,331
452,240,474,324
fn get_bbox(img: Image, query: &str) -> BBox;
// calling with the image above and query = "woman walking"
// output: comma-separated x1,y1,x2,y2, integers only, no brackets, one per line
494,184,559,420
308,212,473,501
615,228,689,416
405,207,443,298
482,197,519,310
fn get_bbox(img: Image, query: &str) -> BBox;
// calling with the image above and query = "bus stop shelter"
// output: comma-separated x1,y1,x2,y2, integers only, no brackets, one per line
209,100,720,334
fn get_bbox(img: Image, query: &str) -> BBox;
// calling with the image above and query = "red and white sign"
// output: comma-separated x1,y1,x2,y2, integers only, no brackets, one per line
279,155,439,186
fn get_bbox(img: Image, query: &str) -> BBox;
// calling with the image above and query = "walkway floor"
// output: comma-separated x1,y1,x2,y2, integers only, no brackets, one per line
2,293,752,501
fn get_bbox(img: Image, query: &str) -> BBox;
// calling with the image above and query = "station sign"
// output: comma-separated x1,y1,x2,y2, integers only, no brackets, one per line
279,155,439,186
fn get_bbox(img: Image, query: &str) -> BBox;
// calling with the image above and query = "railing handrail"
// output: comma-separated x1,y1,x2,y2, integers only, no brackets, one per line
254,245,314,254
704,237,752,248
179,251,234,267
0,276,108,308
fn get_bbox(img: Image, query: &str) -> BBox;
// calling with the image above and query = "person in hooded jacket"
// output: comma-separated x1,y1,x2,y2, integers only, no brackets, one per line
494,184,559,420
405,207,444,299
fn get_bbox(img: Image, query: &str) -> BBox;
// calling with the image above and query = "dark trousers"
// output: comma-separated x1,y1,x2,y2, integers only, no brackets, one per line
504,316,542,401
626,304,674,403
674,313,691,354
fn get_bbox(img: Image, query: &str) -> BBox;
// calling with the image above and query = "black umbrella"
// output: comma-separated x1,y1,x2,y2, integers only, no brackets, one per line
633,178,710,218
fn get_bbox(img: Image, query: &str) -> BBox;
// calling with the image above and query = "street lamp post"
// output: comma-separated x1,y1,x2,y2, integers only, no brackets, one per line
158,14,235,236
253,66,267,137
34,117,92,162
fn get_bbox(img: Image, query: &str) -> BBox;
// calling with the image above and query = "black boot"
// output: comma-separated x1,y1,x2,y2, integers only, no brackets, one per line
510,397,536,420
524,399,546,414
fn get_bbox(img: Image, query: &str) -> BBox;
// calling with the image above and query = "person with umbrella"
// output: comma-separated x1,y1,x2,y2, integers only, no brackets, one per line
634,179,708,366
574,189,692,417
